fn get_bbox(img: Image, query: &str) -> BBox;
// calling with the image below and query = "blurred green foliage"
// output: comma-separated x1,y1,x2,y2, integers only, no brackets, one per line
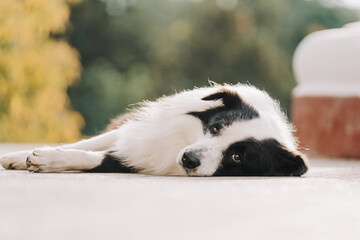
66,0,358,135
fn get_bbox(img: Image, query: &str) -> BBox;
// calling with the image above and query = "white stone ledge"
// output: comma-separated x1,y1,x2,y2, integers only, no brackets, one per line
293,82,360,97
293,21,360,97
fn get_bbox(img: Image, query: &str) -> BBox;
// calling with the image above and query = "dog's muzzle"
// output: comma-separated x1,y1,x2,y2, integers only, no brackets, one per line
181,150,201,170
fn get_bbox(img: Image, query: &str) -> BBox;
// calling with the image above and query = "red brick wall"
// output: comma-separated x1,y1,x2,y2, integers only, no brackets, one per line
292,97,360,159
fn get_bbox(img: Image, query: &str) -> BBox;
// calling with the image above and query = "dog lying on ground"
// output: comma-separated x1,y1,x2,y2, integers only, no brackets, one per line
0,83,308,176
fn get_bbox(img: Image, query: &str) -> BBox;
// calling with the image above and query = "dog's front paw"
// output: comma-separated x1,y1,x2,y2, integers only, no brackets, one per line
26,148,66,173
0,150,30,170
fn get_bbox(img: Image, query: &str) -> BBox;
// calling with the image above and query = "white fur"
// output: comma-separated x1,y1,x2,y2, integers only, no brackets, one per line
26,147,104,172
0,83,301,175
0,130,119,171
1,150,29,170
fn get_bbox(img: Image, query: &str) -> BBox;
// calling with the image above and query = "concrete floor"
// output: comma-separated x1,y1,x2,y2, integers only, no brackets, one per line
0,144,360,240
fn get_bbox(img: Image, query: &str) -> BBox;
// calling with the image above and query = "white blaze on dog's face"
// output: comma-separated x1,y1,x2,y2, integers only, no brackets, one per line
176,89,308,177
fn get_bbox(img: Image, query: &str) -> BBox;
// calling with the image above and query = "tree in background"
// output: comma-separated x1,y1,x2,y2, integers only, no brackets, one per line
0,0,83,142
67,0,358,136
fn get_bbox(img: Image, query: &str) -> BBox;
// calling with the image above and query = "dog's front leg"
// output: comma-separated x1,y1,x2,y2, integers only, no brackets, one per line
25,148,135,173
0,150,30,170
1,129,120,170
25,148,106,173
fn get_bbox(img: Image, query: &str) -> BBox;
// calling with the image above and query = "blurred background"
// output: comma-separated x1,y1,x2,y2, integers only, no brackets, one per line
0,0,359,142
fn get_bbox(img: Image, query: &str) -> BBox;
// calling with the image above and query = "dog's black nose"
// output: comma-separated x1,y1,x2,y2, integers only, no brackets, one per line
182,151,200,169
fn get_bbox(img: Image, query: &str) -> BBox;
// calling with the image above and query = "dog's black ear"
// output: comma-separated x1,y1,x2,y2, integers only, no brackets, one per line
189,89,259,125
202,89,259,120
243,139,308,176
202,90,244,109
268,149,308,177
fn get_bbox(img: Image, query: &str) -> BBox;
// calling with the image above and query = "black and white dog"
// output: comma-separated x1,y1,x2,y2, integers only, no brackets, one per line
0,83,308,176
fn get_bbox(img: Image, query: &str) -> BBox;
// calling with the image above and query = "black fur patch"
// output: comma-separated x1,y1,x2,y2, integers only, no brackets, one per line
86,152,137,173
213,138,307,176
188,89,259,133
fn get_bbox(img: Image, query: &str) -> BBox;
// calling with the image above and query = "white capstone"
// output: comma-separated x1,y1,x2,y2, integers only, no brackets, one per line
293,21,360,97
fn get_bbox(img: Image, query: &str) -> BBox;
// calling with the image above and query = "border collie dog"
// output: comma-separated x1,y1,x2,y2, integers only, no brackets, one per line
0,83,308,176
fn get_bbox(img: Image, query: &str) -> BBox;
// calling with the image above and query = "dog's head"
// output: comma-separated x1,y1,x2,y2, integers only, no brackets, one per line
176,88,308,177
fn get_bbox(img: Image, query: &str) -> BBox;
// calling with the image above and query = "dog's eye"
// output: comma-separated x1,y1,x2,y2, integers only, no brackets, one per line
231,153,241,162
210,124,221,136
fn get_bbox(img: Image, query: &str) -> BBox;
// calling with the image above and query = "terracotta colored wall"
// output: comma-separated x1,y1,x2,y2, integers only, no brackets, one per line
292,97,360,158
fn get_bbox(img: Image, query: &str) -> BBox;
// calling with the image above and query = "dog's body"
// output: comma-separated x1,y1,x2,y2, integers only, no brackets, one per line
0,83,308,176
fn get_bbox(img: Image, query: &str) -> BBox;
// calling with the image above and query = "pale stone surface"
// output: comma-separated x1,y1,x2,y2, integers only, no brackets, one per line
0,144,360,240
293,21,360,97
